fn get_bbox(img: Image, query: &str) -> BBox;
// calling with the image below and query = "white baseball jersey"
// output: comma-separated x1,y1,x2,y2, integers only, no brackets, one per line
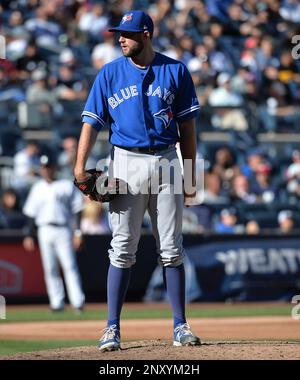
23,179,84,226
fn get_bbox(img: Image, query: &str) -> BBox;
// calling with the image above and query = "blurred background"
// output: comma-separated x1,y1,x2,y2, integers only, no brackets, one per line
1,0,300,304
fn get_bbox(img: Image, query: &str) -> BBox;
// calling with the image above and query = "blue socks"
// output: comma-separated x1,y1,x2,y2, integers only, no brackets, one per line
107,264,131,329
106,263,186,331
163,264,187,328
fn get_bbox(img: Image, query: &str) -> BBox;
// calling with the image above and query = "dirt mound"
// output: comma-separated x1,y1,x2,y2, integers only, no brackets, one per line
1,317,299,341
2,340,300,360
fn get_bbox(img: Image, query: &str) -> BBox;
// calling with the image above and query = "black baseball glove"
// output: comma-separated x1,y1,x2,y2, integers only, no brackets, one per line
74,169,120,202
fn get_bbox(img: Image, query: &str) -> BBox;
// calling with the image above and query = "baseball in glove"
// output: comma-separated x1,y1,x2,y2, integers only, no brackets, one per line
74,169,120,202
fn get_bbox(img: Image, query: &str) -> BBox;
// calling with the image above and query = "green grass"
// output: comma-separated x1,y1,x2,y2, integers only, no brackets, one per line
0,340,95,356
0,304,292,323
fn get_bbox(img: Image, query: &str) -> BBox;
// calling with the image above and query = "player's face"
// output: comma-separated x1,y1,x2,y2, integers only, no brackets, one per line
119,31,145,57
40,165,56,181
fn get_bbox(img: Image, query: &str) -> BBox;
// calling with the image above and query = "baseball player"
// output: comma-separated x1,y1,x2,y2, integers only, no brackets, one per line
74,10,201,350
23,154,85,312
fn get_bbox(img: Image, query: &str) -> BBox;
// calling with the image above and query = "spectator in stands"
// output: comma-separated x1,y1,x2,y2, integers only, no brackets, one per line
190,0,215,36
277,210,295,234
26,68,56,112
59,48,77,69
190,57,216,105
279,0,300,23
91,31,121,70
231,66,254,96
185,204,213,231
212,147,240,190
12,140,40,192
249,162,279,203
215,208,243,234
286,150,300,194
0,188,26,229
57,135,78,179
278,49,300,101
178,34,196,65
0,59,25,102
256,36,278,71
208,72,247,130
58,136,97,179
231,174,257,204
203,34,234,74
77,3,109,38
187,43,208,74
3,10,29,61
209,72,243,107
24,4,63,51
201,172,229,205
259,78,300,132
241,149,265,179
240,38,260,74
80,200,110,235
4,10,25,36
5,27,29,63
53,64,87,101
15,40,45,79
182,208,204,234
224,2,246,35
231,63,259,105
245,220,260,235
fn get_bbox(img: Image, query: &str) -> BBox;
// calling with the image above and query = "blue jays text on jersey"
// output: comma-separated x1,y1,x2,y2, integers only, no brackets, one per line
81,52,200,148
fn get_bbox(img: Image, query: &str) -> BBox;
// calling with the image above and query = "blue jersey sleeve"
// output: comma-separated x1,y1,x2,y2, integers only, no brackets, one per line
175,64,200,123
81,69,108,131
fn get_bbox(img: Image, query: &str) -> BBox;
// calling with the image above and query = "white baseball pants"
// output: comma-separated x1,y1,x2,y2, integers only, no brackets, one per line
108,146,185,269
37,226,85,309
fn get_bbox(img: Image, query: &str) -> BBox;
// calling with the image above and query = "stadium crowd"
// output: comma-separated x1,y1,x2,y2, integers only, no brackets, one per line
1,0,300,234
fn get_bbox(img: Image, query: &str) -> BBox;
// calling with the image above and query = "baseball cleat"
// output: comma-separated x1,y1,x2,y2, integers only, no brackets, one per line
173,323,201,346
50,307,64,313
98,324,121,352
74,306,84,315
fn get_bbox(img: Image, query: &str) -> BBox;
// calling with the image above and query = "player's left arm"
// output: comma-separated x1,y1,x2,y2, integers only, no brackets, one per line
178,118,197,202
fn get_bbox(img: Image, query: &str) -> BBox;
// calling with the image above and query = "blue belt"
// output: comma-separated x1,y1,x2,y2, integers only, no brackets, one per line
114,144,175,154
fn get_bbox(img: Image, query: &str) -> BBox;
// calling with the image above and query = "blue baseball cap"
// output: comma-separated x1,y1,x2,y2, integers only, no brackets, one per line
108,10,154,36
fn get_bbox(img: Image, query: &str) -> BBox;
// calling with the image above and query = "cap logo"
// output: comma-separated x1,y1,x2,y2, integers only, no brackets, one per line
121,13,133,24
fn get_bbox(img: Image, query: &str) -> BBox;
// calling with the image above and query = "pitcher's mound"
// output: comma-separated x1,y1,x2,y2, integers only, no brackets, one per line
3,340,300,360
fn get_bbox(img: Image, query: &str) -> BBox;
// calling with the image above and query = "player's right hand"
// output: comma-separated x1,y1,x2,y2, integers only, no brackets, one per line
23,237,35,251
74,170,95,201
74,170,90,183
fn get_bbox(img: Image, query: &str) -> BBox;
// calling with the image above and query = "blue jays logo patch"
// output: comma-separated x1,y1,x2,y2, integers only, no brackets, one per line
153,106,173,129
121,13,133,24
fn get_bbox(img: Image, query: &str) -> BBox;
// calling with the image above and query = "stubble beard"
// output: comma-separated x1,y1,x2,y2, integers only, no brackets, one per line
123,40,144,58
